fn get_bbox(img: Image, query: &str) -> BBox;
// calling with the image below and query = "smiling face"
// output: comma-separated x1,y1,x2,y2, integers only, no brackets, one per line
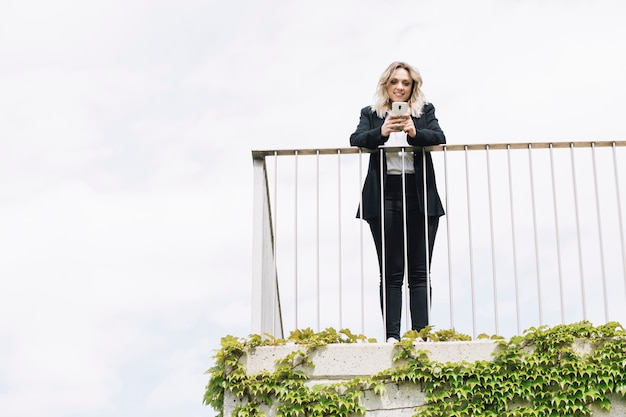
386,68,413,103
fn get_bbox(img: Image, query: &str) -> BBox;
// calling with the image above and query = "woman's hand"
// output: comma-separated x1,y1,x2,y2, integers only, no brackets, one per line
402,116,416,138
381,115,406,137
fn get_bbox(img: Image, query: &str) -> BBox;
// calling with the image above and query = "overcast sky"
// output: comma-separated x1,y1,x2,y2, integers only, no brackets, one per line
1,1,626,416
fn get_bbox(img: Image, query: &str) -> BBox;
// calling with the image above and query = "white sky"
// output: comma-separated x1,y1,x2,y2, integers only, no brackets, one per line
1,1,625,416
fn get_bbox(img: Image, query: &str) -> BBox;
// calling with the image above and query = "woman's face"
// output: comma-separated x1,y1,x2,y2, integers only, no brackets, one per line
386,68,413,103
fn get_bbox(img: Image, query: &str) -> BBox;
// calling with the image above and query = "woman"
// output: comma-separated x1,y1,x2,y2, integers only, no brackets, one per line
350,61,446,342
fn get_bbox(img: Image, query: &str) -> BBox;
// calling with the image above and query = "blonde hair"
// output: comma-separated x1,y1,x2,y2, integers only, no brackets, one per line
371,61,427,118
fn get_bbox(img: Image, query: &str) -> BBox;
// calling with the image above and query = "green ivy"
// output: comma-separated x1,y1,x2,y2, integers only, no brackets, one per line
203,322,626,417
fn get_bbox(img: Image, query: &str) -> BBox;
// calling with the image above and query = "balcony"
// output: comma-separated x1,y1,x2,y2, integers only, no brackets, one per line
251,141,626,340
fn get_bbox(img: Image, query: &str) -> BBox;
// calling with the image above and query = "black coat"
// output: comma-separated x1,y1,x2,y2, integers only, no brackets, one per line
349,103,446,220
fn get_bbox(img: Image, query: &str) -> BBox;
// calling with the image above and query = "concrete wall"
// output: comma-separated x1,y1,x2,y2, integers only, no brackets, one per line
223,341,626,416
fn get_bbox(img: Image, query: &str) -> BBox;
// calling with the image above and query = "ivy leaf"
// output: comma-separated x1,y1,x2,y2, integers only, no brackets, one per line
373,382,386,396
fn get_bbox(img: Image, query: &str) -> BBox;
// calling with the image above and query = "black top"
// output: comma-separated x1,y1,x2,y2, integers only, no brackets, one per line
349,103,446,220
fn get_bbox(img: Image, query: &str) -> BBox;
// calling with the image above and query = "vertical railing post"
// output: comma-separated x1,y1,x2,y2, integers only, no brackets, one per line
315,150,321,331
251,154,283,338
506,144,522,335
358,150,365,334
528,144,543,325
442,146,455,329
402,149,409,332
549,144,566,323
570,143,587,320
591,143,609,323
337,150,344,329
612,143,626,302
485,145,499,334
293,151,299,330
464,145,477,338
379,149,387,340
422,149,432,331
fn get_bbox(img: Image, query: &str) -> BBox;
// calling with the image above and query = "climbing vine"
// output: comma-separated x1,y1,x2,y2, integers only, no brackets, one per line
203,322,626,416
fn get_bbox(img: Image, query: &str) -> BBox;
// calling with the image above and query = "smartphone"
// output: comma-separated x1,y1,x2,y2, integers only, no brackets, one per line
391,101,408,116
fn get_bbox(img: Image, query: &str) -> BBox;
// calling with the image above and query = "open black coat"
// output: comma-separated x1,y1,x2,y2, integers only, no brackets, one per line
349,103,446,220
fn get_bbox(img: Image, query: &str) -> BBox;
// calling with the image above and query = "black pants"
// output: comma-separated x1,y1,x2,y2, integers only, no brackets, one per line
367,174,439,340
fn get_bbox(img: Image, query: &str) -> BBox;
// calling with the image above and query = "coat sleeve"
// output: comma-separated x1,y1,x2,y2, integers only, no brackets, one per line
407,103,446,146
349,107,387,150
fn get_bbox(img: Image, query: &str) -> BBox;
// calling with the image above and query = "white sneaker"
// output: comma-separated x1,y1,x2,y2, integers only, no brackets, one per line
386,337,399,343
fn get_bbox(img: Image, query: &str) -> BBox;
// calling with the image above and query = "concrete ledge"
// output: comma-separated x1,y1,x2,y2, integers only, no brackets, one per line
224,341,626,416
243,340,499,378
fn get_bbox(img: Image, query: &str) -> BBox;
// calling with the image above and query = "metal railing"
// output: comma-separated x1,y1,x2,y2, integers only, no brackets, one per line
251,141,626,339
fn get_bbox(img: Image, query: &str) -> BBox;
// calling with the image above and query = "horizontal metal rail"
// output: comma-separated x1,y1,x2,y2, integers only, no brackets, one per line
252,140,626,158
